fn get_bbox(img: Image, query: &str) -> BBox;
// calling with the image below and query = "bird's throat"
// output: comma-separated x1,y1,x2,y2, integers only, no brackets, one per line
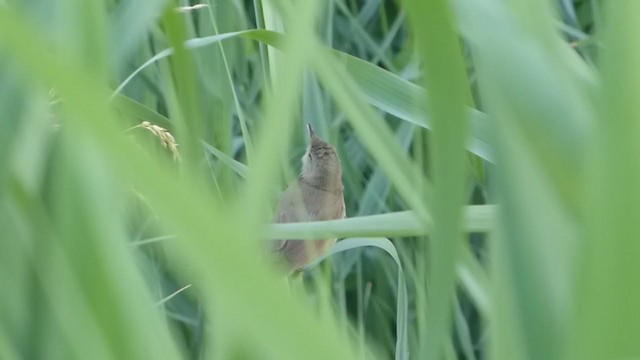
299,172,343,193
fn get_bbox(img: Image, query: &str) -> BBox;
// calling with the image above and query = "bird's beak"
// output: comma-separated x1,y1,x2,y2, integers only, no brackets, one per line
307,123,315,139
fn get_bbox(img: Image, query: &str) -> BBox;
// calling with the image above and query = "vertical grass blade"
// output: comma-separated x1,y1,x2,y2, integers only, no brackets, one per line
404,0,471,358
576,2,640,359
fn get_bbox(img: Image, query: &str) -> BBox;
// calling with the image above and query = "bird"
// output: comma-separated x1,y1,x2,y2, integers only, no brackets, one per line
271,124,345,274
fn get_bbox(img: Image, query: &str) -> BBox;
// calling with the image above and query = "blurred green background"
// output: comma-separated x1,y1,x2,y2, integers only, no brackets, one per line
1,0,638,359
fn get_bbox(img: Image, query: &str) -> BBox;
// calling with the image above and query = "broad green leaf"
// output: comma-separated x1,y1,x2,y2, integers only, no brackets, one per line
111,94,172,128
113,29,494,162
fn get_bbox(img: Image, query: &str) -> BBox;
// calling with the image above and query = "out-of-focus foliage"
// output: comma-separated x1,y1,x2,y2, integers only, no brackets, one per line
1,1,637,360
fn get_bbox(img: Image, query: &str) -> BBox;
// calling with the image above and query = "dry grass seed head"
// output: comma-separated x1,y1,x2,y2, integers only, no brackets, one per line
139,121,181,162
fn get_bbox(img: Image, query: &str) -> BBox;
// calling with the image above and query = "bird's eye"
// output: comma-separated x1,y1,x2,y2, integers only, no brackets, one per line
307,152,312,159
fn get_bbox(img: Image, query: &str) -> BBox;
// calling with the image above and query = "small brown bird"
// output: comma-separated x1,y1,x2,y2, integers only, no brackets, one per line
272,124,345,274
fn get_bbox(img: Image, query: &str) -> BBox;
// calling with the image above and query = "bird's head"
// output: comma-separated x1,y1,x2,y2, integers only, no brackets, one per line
300,124,342,191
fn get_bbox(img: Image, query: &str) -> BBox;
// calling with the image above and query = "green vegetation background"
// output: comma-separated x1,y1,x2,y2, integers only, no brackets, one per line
2,0,638,359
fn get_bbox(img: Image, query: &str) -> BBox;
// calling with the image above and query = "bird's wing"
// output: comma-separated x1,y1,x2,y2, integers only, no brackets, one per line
272,181,345,270
271,184,307,252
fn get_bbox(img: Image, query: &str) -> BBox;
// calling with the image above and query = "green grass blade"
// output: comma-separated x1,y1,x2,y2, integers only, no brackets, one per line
267,205,496,239
308,238,409,360
114,29,494,162
575,2,640,359
202,141,248,178
0,6,360,359
404,0,471,358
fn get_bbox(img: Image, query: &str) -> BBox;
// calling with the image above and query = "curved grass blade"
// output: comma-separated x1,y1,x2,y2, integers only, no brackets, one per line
306,238,409,360
202,141,248,178
111,94,172,128
113,29,494,162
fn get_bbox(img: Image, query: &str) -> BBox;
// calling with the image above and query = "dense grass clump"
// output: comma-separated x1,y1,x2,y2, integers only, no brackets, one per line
1,1,637,360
